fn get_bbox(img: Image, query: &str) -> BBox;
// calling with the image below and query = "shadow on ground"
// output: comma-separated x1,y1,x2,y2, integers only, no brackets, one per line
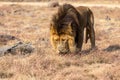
103,45,120,52
58,47,98,56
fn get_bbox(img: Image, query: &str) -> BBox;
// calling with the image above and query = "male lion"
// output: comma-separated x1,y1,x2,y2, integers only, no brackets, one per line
50,4,95,54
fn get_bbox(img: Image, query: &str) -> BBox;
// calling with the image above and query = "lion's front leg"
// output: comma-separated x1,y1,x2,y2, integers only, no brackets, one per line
68,37,78,53
77,31,84,52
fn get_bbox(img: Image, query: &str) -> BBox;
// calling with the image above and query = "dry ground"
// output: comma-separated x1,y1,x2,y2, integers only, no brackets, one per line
0,1,120,80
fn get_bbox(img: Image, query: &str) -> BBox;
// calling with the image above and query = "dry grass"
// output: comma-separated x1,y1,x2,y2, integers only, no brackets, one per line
0,0,120,5
0,1,120,80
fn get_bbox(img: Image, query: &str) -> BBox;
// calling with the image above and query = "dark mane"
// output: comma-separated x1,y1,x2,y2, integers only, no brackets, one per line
51,4,80,32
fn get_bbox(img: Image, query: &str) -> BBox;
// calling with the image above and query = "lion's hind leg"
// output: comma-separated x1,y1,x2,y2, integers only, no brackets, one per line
87,10,96,49
85,28,90,43
89,25,95,49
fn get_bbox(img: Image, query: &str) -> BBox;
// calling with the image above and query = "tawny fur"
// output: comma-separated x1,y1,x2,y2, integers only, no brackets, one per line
50,4,95,53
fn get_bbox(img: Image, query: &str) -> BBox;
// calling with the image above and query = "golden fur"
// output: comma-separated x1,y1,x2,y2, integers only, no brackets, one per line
50,4,95,54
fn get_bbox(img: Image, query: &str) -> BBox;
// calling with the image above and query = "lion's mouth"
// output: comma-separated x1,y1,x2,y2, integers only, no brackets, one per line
58,49,70,54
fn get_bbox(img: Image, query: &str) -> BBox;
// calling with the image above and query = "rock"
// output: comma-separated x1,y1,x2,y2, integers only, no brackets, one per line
0,42,34,56
103,45,120,52
105,16,111,21
48,1,59,8
0,34,21,46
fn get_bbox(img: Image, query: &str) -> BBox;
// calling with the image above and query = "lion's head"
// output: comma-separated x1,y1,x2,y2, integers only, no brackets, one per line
50,4,80,54
50,22,77,54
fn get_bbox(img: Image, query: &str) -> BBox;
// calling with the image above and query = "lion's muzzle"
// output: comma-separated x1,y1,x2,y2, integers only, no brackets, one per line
57,45,69,54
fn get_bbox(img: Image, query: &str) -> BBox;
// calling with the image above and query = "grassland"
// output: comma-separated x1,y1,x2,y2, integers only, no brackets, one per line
0,1,120,80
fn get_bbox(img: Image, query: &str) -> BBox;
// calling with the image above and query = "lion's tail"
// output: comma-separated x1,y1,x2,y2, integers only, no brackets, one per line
85,8,94,43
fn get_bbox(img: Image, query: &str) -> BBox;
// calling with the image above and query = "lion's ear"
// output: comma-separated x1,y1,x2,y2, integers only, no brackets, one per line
50,23,53,30
50,23,57,35
50,22,55,30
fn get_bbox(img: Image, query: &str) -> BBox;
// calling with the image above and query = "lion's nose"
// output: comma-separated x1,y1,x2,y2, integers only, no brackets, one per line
58,47,64,52
57,46,68,54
